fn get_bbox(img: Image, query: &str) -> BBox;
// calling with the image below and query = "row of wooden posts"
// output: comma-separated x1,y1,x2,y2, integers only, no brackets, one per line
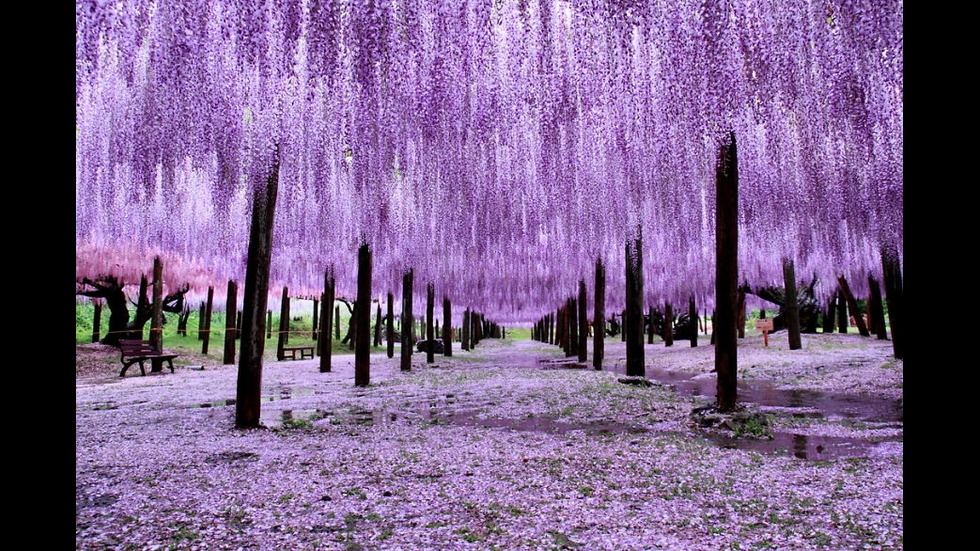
155,136,899,428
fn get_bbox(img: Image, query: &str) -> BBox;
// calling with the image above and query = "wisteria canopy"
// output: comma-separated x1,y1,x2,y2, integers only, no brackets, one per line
75,0,903,322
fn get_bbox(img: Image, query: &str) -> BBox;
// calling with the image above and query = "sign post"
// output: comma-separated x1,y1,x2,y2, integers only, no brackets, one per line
755,318,774,347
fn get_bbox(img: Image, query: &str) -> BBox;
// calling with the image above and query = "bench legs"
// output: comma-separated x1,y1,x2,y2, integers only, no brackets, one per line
120,360,147,378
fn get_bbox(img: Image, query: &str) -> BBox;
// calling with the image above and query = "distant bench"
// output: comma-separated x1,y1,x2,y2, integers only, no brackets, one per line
119,339,180,377
280,346,314,361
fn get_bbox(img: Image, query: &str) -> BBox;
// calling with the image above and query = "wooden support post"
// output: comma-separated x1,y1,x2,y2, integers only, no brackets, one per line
401,269,414,370
868,276,888,340
648,306,655,344
92,300,102,343
223,279,238,364
822,296,836,333
277,286,289,360
236,311,242,339
664,302,674,347
319,267,334,372
836,289,848,333
426,283,435,363
374,303,383,347
335,305,341,339
594,258,605,370
150,256,164,357
783,258,802,349
355,243,372,386
199,303,206,340
881,245,904,359
736,290,746,338
689,294,698,347
625,233,645,377
202,286,214,355
236,153,279,429
568,297,578,358
387,292,395,358
578,279,588,363
266,310,272,339
443,296,452,357
462,308,471,351
838,275,870,336
311,298,318,339
715,132,738,411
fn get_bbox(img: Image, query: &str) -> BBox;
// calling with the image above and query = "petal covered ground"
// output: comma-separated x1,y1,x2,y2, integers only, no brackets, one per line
76,333,902,550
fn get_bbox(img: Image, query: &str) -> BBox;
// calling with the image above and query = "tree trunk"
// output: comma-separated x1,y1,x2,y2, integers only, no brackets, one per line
783,258,802,349
335,305,340,339
625,233,645,377
202,286,214,355
715,132,739,411
277,286,289,360
443,296,452,357
401,269,414,370
267,310,272,339
822,296,836,333
736,290,746,339
223,279,238,364
355,243,372,387
319,268,335,373
177,305,189,337
236,155,279,429
838,275,870,336
664,302,674,347
462,308,471,351
881,245,904,359
374,303,383,348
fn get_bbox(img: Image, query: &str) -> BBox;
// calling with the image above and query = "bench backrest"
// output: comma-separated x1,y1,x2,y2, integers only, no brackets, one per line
119,339,160,356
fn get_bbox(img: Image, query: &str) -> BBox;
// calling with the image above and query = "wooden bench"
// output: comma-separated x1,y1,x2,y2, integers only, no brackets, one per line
280,346,314,360
119,339,180,377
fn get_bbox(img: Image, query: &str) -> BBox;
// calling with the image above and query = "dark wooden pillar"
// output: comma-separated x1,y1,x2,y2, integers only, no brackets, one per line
387,292,395,358
425,283,435,363
648,306,655,344
319,267,334,373
689,294,698,347
374,303,383,347
783,258,802,349
236,311,242,339
92,300,102,343
568,297,578,358
868,275,888,340
276,286,288,360
462,308,471,351
311,298,319,339
836,289,848,333
822,296,836,333
625,233,644,377
401,269,414,370
236,154,279,429
578,279,588,362
838,275,870,336
881,245,904,359
443,296,452,357
150,256,164,355
594,258,605,370
664,302,674,347
714,132,739,412
736,290,746,338
223,279,238,364
355,243,372,386
199,303,206,340
202,286,214,355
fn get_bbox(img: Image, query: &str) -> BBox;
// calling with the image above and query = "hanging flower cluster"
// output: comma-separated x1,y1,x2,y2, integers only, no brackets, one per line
76,0,902,322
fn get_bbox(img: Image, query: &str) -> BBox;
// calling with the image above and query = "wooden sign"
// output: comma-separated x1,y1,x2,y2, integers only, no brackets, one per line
755,318,773,346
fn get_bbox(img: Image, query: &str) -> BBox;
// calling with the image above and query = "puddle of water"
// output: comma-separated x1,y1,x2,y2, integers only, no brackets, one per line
191,395,290,409
702,431,902,461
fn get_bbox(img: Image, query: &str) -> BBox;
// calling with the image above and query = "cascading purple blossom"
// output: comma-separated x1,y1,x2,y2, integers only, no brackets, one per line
76,0,903,323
